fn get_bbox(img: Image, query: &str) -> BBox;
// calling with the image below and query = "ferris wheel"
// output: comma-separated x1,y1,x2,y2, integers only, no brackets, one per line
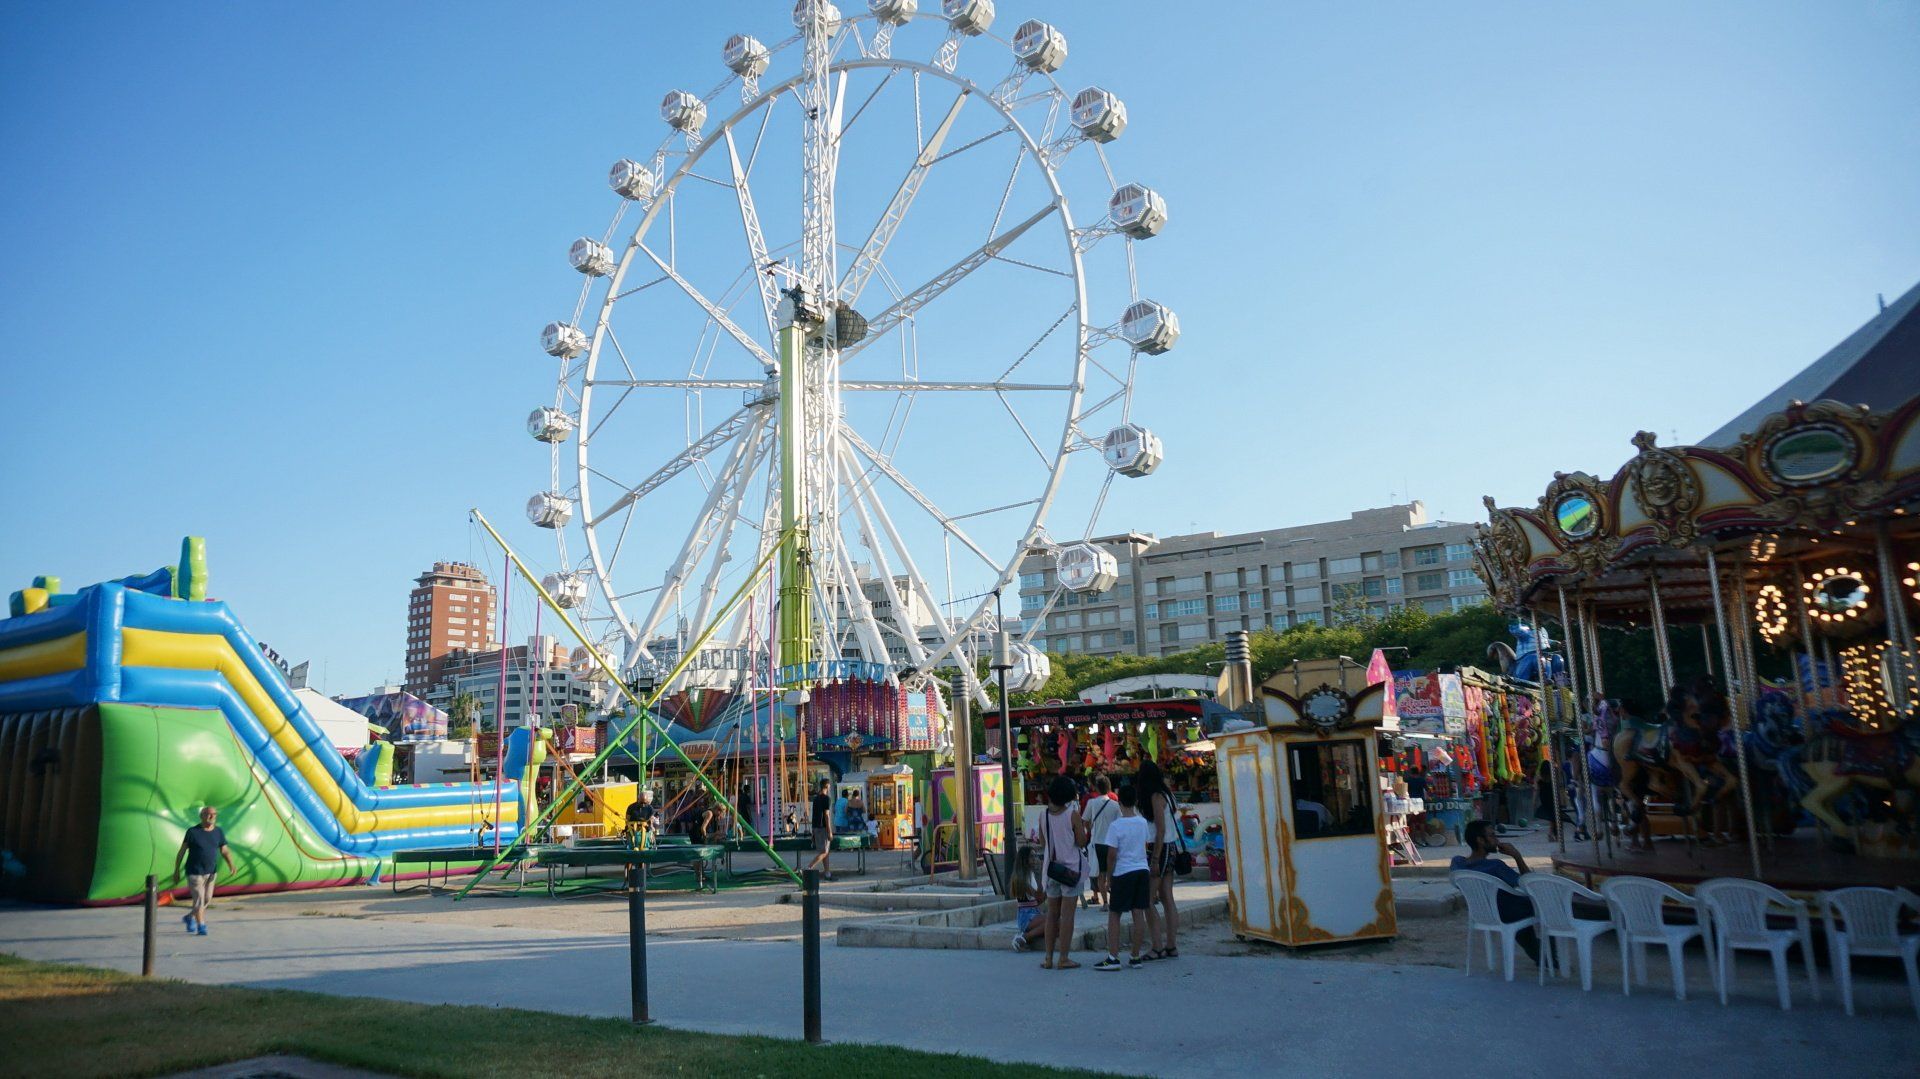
527,1,1177,700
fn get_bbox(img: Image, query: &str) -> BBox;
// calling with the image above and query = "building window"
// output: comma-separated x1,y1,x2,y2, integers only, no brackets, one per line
1169,574,1204,594
1363,578,1384,597
1214,594,1240,613
1020,572,1046,591
1295,610,1323,626
1293,585,1322,607
1451,593,1487,610
1021,592,1046,611
1414,572,1444,592
1121,629,1135,645
1446,543,1473,562
1328,556,1362,576
1383,550,1401,569
1178,623,1209,641
1361,553,1382,572
1449,568,1479,588
1246,592,1263,610
1422,598,1449,614
1270,612,1290,630
448,617,467,625
1142,602,1159,619
1212,570,1240,590
1292,561,1319,581
1332,582,1364,603
1386,577,1403,595
1165,598,1205,618
1411,546,1442,566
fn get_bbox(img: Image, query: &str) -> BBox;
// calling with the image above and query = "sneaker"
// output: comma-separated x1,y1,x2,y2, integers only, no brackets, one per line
183,915,197,933
197,924,209,936
1012,935,1030,952
1127,956,1144,970
1093,956,1123,971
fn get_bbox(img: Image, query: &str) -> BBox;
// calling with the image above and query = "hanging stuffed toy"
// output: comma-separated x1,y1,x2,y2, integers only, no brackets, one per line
1101,725,1117,765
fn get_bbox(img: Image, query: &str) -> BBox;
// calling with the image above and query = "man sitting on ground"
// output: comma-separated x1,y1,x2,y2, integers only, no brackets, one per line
1451,819,1539,962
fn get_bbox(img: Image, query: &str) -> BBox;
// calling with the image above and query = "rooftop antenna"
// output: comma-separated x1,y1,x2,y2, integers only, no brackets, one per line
1879,293,1888,312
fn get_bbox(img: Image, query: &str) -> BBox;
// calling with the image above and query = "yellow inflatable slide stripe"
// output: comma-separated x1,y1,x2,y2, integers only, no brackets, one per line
0,631,86,684
120,628,515,834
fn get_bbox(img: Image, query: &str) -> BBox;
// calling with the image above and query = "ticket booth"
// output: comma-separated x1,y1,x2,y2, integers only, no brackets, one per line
1216,658,1397,948
864,764,914,850
841,764,916,850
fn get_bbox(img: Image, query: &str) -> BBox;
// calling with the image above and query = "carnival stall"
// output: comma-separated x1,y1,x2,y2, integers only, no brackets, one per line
1476,353,1920,893
985,696,1234,838
1217,658,1398,947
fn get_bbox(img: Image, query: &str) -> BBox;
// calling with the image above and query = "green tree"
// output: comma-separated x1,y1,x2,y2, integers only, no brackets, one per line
446,692,481,738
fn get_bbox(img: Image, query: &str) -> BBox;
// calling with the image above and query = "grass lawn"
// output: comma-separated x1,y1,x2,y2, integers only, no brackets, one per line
0,954,1098,1078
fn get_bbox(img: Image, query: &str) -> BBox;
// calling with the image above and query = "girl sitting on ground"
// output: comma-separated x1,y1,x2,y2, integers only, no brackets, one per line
1009,845,1046,952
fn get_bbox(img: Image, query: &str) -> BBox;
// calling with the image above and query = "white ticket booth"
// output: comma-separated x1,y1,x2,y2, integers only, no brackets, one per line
1216,658,1397,948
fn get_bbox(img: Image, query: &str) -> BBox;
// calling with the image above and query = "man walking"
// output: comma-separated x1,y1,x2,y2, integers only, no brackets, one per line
173,806,234,936
810,778,835,881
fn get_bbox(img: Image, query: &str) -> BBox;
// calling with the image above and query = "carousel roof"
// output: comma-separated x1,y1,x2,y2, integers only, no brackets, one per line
1703,280,1920,447
1475,289,1920,622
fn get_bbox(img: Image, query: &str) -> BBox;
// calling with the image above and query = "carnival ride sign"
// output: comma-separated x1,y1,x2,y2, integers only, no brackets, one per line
992,698,1205,730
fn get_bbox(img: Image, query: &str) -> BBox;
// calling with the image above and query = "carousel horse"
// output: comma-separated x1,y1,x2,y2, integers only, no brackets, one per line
1795,707,1920,848
1485,619,1568,684
1741,685,1808,836
1667,682,1740,823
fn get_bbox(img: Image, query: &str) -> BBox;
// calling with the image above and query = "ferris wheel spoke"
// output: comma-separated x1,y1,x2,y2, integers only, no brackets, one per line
991,388,1057,471
723,130,780,346
635,241,778,373
839,442,948,669
841,424,1001,577
840,467,931,670
836,200,1060,365
630,412,767,662
587,406,760,527
686,422,773,647
839,87,971,307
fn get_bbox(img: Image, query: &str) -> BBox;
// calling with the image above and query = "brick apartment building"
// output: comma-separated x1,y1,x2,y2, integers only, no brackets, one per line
403,562,497,695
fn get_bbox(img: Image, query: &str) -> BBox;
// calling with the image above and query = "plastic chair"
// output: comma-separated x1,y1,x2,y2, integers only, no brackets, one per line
1601,876,1707,1000
1695,878,1819,1010
1520,872,1614,991
1820,886,1920,1019
1450,869,1535,982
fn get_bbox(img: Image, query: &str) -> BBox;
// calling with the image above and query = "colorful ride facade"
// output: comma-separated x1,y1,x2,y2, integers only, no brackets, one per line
0,540,538,904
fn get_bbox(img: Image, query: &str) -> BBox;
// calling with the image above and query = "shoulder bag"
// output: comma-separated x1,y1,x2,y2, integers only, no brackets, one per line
1041,807,1082,888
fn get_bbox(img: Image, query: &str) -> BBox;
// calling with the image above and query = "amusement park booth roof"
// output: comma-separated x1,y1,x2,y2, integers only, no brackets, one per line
988,696,1242,735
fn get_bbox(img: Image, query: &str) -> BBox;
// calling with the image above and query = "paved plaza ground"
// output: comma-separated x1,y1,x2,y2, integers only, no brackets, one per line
4,833,1916,1077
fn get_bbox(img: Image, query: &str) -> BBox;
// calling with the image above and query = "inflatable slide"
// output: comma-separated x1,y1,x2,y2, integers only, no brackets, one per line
0,539,538,903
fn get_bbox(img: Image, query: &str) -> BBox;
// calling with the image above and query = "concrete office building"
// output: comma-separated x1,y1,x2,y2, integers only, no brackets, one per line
403,562,496,695
425,635,602,728
1016,502,1489,658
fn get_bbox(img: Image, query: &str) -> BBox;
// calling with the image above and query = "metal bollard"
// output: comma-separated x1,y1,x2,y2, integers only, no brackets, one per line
802,867,822,1043
628,863,650,1024
142,875,157,977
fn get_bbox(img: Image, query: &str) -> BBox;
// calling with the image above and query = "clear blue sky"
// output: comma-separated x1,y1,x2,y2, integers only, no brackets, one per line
4,2,1916,695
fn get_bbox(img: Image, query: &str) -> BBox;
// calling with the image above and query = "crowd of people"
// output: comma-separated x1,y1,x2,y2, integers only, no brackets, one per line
1010,759,1188,971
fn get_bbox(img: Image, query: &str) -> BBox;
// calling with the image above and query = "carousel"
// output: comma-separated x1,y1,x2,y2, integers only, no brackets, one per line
1475,319,1920,894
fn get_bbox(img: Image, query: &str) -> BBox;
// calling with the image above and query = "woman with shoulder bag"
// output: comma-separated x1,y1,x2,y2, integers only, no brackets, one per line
1037,774,1090,970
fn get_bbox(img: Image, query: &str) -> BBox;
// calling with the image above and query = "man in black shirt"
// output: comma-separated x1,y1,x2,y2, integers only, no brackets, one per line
172,806,234,936
810,778,835,881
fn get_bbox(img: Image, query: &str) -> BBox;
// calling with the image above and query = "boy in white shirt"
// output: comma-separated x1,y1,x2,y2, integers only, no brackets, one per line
1094,785,1152,970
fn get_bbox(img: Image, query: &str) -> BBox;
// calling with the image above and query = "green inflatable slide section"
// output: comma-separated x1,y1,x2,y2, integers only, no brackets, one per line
91,702,379,901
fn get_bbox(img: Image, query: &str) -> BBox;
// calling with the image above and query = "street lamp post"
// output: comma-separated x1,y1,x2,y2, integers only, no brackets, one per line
991,627,1016,894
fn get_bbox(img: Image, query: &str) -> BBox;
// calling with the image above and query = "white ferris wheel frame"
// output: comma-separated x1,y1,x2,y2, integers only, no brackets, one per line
542,8,1157,698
